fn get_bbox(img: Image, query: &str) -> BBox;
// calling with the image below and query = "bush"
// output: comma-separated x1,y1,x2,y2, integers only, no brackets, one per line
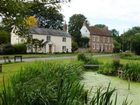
122,63,140,82
98,63,116,75
13,44,26,54
119,52,135,58
77,53,99,65
0,44,15,54
99,57,121,76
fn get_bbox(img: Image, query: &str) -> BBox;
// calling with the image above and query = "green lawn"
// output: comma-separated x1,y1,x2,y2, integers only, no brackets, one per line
0,55,140,89
0,59,77,88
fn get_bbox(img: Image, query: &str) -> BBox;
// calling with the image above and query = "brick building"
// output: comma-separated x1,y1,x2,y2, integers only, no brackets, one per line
89,26,113,52
81,24,113,53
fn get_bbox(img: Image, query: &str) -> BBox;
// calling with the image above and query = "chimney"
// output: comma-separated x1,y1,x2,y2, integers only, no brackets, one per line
63,21,67,32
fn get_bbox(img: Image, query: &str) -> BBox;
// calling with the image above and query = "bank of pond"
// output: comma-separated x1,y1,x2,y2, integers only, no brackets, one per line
0,53,140,105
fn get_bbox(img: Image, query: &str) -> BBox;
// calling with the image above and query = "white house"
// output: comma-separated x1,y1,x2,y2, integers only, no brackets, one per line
80,22,90,38
11,26,72,53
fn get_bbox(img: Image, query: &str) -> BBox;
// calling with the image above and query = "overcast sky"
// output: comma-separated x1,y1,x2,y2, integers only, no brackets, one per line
61,0,140,34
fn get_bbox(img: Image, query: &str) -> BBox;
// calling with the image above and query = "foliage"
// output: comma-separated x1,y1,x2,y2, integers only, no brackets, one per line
68,14,89,47
122,63,140,82
26,16,37,27
72,40,78,52
122,26,140,52
94,24,106,28
0,0,69,43
110,29,121,53
80,37,89,48
119,52,135,58
0,61,84,105
131,33,140,55
37,6,64,30
13,44,26,54
99,56,121,76
77,53,99,65
0,30,10,44
99,63,116,75
0,44,15,55
0,61,130,105
32,38,44,53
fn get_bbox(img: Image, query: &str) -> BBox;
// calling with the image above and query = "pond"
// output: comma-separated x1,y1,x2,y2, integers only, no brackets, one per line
81,71,140,105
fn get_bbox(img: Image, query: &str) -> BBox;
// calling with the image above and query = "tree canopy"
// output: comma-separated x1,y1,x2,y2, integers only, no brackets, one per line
121,26,140,54
68,14,89,49
0,0,70,44
94,24,106,28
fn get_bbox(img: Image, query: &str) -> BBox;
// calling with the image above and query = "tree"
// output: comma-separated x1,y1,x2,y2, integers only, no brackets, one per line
0,27,10,44
26,16,38,27
0,0,70,43
94,24,106,28
122,26,140,52
68,14,89,48
110,29,121,53
131,33,140,55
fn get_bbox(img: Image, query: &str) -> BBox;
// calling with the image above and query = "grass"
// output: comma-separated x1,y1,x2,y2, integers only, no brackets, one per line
96,56,140,64
0,60,130,105
0,53,76,60
0,59,76,89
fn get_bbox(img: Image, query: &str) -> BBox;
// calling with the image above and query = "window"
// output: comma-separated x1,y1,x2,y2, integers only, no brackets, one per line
92,43,95,49
62,46,66,52
62,37,66,42
93,36,95,41
97,36,100,42
96,44,99,50
46,36,51,41
108,37,110,43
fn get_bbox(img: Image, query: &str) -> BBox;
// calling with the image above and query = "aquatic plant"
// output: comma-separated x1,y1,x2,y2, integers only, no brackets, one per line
0,61,130,105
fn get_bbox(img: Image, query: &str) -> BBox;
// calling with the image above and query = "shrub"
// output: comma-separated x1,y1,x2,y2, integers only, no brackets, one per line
98,63,116,75
0,44,15,54
77,53,87,62
99,57,121,76
122,63,140,82
77,53,99,65
119,52,135,58
13,44,26,54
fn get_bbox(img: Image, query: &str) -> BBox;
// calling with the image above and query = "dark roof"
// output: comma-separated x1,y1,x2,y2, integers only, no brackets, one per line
88,26,112,37
29,27,71,37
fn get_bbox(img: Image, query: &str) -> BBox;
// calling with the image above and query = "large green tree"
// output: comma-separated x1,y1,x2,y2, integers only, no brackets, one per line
122,26,140,53
0,0,70,43
110,29,121,52
68,14,88,48
131,33,140,55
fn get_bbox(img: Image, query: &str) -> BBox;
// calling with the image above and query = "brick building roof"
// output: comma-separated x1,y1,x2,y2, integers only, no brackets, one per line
88,26,112,37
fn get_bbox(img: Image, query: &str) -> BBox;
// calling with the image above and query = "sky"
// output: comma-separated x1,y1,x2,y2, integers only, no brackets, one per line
61,0,140,34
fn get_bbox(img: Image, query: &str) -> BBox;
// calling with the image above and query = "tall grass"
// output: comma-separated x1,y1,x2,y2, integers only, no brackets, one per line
0,61,130,105
122,63,140,82
77,53,99,65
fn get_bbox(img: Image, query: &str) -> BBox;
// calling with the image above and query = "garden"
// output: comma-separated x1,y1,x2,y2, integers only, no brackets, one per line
0,53,140,105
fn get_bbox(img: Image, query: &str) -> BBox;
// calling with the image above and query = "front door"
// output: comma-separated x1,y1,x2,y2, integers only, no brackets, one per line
49,45,52,53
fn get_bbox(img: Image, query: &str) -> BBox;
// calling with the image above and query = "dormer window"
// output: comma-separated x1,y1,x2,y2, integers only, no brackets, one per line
62,37,66,42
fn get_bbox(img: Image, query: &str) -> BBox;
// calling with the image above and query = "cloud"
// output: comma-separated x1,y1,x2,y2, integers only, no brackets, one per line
61,0,140,33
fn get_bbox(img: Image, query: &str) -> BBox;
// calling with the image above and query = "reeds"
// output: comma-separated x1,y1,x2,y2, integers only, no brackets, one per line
0,61,130,105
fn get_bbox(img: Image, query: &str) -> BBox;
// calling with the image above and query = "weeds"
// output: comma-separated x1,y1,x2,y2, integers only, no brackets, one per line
0,61,130,105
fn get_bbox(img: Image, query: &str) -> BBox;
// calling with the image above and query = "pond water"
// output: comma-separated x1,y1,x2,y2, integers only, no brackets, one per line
81,71,140,105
